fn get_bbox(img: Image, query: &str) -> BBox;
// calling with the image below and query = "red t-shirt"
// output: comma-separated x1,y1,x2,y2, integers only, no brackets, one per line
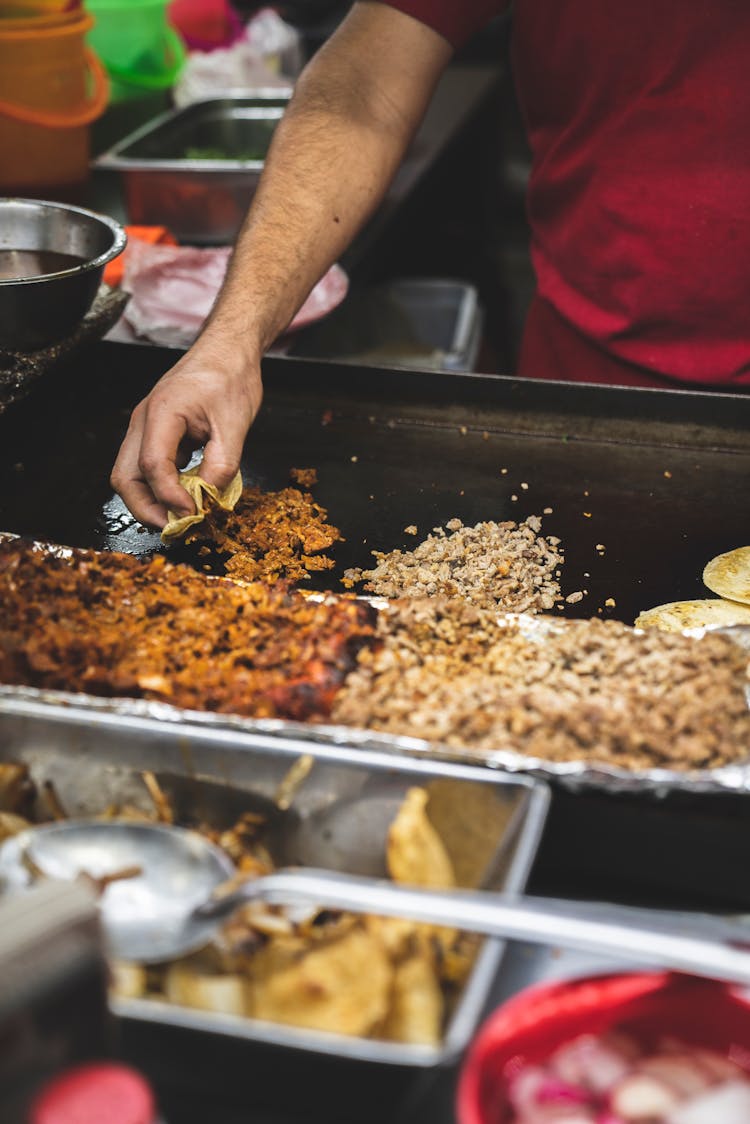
378,0,750,387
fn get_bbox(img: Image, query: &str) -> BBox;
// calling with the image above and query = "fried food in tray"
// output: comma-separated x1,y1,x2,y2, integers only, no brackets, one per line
0,762,477,1047
0,539,375,721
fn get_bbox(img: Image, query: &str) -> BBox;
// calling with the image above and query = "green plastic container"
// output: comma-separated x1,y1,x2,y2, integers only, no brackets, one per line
85,0,186,102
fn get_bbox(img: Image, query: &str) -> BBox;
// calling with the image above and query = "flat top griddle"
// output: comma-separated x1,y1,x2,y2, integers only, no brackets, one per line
0,341,747,630
2,342,750,1124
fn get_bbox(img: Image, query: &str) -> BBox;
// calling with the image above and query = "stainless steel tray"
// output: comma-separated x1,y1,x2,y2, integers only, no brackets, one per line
0,710,548,1068
95,96,290,244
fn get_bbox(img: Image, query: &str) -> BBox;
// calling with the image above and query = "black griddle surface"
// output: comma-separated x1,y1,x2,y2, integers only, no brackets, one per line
0,341,747,628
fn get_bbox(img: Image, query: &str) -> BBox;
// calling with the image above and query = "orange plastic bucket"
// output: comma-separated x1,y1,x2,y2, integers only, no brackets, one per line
0,11,109,194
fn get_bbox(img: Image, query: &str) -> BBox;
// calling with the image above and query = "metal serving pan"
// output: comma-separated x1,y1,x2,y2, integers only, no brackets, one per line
0,712,548,1070
95,95,290,243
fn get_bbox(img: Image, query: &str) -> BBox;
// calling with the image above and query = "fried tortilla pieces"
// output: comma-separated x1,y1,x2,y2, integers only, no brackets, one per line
107,784,481,1047
240,787,463,1044
386,786,455,890
165,953,250,1017
381,950,444,1047
161,464,243,543
703,546,750,606
635,598,750,632
249,926,393,1036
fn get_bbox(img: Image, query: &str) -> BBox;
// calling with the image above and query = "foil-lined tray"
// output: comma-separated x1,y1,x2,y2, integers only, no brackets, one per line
1,534,749,796
1,662,749,797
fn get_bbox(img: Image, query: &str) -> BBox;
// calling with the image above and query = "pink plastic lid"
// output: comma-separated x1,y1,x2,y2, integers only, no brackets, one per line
30,1062,156,1124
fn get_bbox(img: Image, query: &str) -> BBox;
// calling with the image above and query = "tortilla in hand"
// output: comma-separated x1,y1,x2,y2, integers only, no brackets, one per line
161,464,243,543
703,546,750,606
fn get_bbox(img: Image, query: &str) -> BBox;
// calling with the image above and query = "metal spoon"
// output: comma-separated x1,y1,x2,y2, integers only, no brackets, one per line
3,819,750,984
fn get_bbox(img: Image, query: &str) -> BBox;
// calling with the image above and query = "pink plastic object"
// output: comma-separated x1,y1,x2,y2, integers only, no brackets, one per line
29,1062,156,1124
168,0,242,51
117,239,348,348
456,973,750,1124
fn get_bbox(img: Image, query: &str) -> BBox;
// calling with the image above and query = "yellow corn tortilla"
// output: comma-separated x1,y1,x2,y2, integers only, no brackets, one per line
635,598,750,632
703,546,750,606
386,786,457,954
249,926,393,1036
381,951,443,1046
386,786,455,890
161,464,243,544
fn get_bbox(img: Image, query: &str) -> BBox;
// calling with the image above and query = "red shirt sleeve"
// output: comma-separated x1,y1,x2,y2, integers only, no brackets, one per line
373,0,507,49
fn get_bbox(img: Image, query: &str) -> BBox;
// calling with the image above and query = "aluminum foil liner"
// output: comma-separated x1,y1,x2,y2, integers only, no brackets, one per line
1,535,748,796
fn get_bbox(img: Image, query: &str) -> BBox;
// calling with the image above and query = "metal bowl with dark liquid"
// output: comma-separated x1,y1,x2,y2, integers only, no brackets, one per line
0,198,126,352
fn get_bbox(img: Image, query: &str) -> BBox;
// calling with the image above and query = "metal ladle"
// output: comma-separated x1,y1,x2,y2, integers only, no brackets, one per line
3,819,750,983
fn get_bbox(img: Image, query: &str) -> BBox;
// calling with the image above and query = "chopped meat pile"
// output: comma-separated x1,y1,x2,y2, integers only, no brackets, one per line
332,599,750,770
343,516,563,613
189,481,343,585
0,541,375,721
2,529,748,771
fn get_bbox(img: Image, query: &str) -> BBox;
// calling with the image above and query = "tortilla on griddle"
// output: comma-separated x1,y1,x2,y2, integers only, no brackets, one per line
703,546,750,606
635,597,750,632
161,464,243,543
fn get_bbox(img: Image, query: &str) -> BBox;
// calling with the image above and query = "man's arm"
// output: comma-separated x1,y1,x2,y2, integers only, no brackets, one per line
111,2,453,527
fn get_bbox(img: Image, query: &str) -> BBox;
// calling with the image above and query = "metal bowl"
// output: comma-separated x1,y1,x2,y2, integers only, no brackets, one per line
0,198,126,352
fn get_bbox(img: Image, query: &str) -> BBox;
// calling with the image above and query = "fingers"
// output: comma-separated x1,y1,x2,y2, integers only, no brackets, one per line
111,401,194,528
199,430,245,492
121,478,170,530
111,443,168,529
110,410,165,528
194,375,260,491
137,401,198,517
111,362,262,526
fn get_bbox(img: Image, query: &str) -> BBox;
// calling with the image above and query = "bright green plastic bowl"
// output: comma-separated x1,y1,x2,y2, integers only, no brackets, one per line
85,0,186,101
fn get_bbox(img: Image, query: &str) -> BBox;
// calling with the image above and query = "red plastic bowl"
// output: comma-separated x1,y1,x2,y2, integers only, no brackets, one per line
456,972,750,1124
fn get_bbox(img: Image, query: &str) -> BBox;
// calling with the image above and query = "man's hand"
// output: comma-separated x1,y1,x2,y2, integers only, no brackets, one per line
111,3,452,528
110,346,262,528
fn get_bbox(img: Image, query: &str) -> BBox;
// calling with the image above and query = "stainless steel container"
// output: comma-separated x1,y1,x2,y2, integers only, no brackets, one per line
0,705,548,1070
0,199,126,351
95,95,290,244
